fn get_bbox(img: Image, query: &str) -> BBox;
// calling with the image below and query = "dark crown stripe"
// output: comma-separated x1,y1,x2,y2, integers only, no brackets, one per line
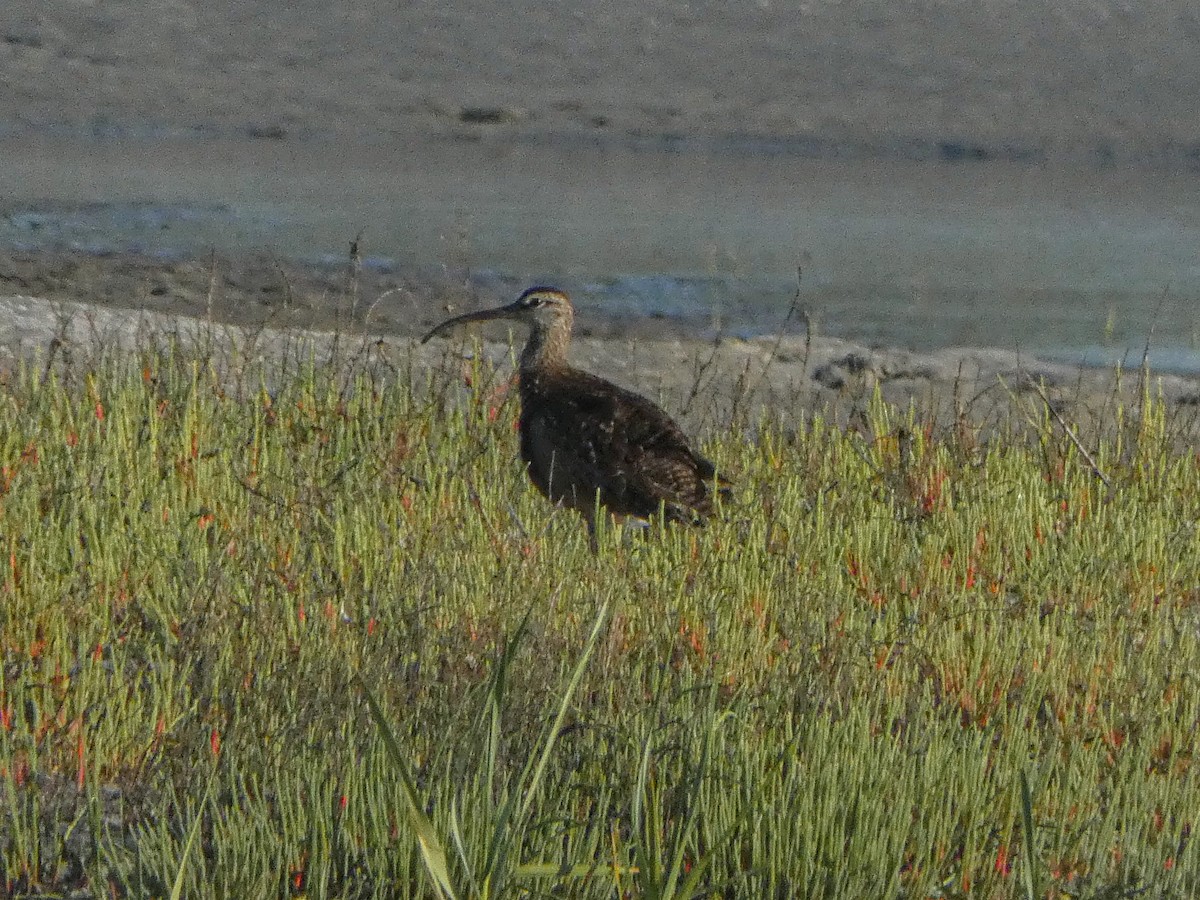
518,286,568,304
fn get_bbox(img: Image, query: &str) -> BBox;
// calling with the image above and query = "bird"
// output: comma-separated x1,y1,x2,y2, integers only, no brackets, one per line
420,286,731,550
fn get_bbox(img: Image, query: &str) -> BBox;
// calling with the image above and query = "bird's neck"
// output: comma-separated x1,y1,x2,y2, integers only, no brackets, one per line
520,320,572,373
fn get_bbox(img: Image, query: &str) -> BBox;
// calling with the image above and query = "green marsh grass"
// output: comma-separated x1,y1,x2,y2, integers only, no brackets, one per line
0,335,1197,898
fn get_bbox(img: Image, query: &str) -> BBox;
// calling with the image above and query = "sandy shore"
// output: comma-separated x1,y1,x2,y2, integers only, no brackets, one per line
5,251,1200,440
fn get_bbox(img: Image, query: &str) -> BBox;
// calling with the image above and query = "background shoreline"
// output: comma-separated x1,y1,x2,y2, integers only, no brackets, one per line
5,248,1200,436
5,135,1200,372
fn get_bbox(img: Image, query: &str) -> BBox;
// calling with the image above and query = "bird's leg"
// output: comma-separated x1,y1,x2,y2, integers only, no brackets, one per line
581,507,600,554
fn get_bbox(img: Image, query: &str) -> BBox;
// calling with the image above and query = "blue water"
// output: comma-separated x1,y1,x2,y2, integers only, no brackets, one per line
2,135,1199,370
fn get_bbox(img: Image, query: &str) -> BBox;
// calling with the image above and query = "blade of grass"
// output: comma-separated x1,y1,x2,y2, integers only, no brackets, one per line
486,599,612,890
1018,770,1038,900
168,758,219,900
359,676,459,900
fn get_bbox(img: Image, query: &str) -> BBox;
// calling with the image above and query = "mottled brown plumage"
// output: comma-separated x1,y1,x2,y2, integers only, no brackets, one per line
421,286,730,549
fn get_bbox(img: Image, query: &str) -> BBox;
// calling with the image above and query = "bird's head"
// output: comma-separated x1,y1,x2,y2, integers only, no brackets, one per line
420,286,573,343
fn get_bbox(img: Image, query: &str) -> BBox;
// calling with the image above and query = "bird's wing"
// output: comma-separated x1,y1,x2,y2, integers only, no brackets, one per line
529,372,726,519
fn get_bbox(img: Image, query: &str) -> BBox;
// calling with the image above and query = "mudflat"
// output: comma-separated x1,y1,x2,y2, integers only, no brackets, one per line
5,0,1199,163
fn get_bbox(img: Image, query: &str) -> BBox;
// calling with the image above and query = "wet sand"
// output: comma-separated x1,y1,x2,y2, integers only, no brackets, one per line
3,136,1200,369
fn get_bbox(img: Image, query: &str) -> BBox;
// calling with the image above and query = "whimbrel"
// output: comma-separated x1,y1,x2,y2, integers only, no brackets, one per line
421,287,730,550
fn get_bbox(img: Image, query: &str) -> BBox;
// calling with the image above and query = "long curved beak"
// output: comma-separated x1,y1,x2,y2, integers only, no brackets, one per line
420,301,523,344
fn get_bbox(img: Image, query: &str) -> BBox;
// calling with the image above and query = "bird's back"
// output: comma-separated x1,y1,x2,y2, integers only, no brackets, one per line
517,366,728,522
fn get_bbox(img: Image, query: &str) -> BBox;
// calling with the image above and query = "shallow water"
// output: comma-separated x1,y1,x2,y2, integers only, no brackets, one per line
3,134,1199,369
